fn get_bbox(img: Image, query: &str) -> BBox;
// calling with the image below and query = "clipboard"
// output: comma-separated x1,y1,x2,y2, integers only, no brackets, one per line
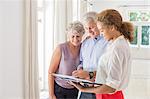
52,73,102,85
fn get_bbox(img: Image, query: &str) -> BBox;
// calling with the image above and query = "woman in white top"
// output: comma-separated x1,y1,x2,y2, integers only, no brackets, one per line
71,9,134,99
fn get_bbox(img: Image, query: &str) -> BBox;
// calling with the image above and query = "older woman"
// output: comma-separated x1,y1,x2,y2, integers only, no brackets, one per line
71,9,134,99
48,21,85,99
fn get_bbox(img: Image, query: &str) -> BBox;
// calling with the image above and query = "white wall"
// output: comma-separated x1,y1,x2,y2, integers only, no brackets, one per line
91,0,149,12
0,0,24,99
124,59,150,99
91,0,150,99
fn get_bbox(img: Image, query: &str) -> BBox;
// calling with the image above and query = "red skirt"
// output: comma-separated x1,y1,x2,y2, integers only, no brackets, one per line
96,91,124,99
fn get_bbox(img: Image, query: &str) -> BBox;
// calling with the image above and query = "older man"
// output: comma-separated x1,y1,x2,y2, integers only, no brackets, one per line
72,12,108,99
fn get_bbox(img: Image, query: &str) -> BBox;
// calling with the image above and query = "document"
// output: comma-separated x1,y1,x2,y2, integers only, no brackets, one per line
52,73,102,85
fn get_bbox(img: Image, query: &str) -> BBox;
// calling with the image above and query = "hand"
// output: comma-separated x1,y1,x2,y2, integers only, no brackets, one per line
69,81,84,91
49,94,56,99
72,70,89,79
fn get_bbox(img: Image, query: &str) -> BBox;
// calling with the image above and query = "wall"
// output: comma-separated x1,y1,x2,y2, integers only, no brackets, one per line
91,0,149,12
124,60,150,99
91,0,150,99
0,0,24,99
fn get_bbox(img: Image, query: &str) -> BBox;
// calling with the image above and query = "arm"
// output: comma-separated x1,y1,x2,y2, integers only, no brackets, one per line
72,42,90,80
71,82,116,94
77,45,84,70
81,33,90,43
77,63,83,70
81,48,122,94
48,46,61,99
72,70,96,81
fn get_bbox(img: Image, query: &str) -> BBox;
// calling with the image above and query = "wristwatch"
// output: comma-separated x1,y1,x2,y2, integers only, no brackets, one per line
89,71,94,79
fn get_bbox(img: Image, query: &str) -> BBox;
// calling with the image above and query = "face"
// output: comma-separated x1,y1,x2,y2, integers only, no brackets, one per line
84,21,100,39
97,22,113,41
68,30,83,46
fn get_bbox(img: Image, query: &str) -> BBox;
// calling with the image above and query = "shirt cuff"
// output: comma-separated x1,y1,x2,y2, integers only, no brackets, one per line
77,64,83,70
105,79,120,90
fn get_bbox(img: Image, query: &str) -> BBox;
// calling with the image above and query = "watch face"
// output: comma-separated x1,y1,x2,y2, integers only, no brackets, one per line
89,72,94,79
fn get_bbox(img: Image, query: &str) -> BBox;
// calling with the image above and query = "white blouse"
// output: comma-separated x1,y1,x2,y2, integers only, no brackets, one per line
95,36,132,90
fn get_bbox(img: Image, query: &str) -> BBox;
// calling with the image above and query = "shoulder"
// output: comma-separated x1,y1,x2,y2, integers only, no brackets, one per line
82,35,90,42
112,38,129,55
99,35,108,42
97,36,108,47
82,37,92,45
58,42,67,47
54,42,67,54
57,42,68,50
115,37,128,48
80,38,92,50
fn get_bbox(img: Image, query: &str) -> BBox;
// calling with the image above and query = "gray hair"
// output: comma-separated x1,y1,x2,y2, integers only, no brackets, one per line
82,11,97,24
66,21,85,35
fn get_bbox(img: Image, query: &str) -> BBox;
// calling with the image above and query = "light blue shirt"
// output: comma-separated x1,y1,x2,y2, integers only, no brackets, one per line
79,34,108,71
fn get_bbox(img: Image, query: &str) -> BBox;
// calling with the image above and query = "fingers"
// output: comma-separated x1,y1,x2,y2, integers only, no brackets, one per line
69,81,85,92
68,81,78,88
72,70,77,75
72,70,87,79
68,81,75,85
72,70,79,77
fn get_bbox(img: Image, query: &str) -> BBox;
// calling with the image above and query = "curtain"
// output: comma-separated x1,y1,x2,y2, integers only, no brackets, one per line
45,0,73,85
24,0,40,99
38,0,73,98
52,0,73,49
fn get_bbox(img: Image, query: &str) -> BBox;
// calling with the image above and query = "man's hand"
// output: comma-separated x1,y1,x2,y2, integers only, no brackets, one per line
72,70,89,79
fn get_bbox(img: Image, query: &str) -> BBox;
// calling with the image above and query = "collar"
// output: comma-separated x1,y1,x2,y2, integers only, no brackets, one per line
94,34,101,41
108,35,124,47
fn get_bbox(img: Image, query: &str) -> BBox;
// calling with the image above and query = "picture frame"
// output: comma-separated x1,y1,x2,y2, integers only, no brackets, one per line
141,26,150,47
127,10,150,47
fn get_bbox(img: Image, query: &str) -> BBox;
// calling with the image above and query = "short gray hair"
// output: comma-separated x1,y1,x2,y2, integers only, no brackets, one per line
66,21,85,35
82,11,97,24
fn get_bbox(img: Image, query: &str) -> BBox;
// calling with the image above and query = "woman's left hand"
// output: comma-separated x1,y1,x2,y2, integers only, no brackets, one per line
69,81,84,91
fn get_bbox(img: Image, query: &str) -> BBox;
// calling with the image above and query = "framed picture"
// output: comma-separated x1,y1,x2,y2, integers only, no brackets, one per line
127,10,150,47
129,12,138,21
129,10,150,22
119,6,150,59
141,26,150,46
131,26,138,45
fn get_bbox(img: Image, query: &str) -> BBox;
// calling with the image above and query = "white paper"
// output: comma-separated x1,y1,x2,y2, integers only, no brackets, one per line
52,73,102,85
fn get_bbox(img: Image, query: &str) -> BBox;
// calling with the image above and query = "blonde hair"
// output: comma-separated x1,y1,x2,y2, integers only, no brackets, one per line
97,9,134,42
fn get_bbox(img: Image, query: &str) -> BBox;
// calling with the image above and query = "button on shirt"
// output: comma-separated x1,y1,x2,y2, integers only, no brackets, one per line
79,34,108,71
95,36,132,90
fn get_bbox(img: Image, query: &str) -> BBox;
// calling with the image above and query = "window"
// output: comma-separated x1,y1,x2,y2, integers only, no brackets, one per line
118,5,150,59
37,0,55,98
37,0,45,91
141,26,150,46
128,10,150,48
